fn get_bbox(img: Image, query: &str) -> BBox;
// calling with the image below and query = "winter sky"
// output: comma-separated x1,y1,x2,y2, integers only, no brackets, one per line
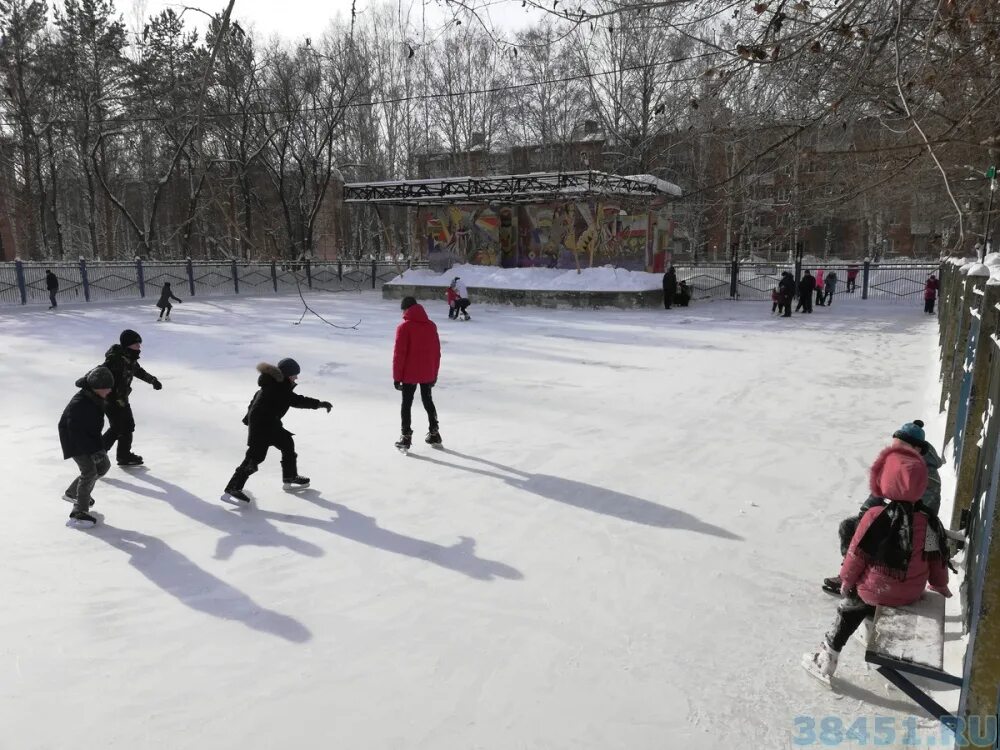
136,0,538,42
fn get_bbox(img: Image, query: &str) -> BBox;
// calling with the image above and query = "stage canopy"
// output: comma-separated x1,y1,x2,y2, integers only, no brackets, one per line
342,171,682,206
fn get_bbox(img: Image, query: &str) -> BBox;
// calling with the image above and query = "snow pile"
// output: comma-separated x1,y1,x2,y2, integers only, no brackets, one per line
391,263,665,292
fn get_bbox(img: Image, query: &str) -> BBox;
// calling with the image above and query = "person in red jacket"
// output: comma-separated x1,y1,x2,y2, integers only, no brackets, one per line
393,297,442,451
445,285,460,320
924,273,939,315
802,425,952,682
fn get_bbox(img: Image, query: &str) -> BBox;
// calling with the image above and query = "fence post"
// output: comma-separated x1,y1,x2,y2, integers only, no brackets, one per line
136,258,145,298
371,259,377,290
14,259,26,305
305,258,312,289
338,261,343,281
728,258,738,299
861,260,870,300
271,260,278,292
185,258,195,296
952,268,995,528
945,268,987,453
80,258,90,302
231,259,239,295
941,265,968,413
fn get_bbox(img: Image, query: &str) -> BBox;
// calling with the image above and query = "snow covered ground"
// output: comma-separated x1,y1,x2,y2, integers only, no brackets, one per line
0,293,959,749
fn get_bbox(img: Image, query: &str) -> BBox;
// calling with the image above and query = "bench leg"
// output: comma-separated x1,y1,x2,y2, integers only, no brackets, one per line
876,666,957,731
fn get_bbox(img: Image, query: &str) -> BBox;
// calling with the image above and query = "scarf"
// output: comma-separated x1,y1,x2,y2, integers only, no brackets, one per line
857,500,951,581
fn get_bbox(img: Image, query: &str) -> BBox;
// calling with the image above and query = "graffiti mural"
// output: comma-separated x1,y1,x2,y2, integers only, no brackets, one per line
420,199,675,271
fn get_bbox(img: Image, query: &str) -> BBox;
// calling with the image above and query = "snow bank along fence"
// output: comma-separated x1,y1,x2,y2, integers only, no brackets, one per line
675,259,940,303
936,258,1000,737
0,259,424,307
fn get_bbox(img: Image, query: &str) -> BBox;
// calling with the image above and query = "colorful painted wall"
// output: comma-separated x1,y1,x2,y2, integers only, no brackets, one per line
419,200,676,271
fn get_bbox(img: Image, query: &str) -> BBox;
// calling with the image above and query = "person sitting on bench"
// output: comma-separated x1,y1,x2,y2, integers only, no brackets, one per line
822,420,945,594
802,426,952,680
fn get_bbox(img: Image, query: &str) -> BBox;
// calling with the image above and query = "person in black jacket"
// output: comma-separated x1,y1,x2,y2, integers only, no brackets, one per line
223,359,332,503
101,329,162,466
662,266,678,309
778,272,796,317
796,270,816,313
45,269,59,309
59,366,114,527
677,280,691,307
156,282,182,320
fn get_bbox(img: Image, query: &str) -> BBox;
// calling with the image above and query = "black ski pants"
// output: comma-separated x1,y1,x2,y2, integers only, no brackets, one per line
925,298,936,314
826,592,876,652
228,428,298,489
401,383,438,436
158,302,172,318
663,290,675,309
103,402,136,460
49,289,58,308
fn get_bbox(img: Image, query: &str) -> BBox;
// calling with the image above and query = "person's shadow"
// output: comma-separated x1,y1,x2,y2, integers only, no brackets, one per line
91,523,311,643
409,450,742,540
103,472,324,561
271,490,523,582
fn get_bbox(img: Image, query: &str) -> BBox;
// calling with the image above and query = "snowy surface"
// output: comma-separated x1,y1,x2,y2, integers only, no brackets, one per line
392,263,665,291
872,593,946,668
0,293,958,749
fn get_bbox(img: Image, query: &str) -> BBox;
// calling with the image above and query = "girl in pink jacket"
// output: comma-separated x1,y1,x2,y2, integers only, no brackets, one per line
803,425,952,681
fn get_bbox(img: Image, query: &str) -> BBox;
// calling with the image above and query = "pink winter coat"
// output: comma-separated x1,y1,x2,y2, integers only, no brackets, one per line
839,445,948,606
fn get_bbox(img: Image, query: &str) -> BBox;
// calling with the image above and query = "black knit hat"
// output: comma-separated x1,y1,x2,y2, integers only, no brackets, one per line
401,296,417,310
85,366,114,390
277,358,301,377
120,329,142,347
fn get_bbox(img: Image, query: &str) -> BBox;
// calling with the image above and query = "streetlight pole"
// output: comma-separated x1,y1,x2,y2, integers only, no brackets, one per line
985,166,996,256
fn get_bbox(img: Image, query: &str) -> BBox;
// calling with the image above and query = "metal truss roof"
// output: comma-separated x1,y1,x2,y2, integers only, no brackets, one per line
342,171,682,206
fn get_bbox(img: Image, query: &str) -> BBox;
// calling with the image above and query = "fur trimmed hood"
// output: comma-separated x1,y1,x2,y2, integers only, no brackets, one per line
257,362,284,383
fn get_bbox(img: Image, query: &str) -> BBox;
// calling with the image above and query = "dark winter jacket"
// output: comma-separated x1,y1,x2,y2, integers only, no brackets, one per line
778,273,796,299
45,271,59,292
921,443,944,516
103,344,157,407
798,273,817,297
393,303,441,384
58,377,107,459
824,272,838,291
662,268,678,294
157,283,182,307
242,362,323,443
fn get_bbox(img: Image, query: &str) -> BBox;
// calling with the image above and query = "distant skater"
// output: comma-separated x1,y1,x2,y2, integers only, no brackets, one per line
156,282,183,320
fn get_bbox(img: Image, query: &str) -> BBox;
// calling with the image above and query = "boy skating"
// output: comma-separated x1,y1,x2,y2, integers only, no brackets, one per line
156,282,183,320
223,359,332,503
59,366,115,528
450,277,471,320
102,329,163,466
446,284,460,319
393,297,441,452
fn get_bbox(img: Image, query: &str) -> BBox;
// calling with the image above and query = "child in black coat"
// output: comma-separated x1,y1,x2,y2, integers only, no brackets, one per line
223,358,332,503
156,282,182,320
59,366,115,527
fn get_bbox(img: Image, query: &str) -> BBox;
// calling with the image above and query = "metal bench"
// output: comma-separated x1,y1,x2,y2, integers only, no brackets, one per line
865,590,962,729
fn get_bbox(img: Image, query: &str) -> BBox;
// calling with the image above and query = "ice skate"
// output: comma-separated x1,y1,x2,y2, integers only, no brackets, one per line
801,640,839,686
66,509,98,529
395,433,412,453
425,430,443,448
222,487,252,504
117,453,144,467
282,475,310,490
821,576,842,595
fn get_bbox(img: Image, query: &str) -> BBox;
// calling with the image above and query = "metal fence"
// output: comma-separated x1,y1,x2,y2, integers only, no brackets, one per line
674,260,939,303
0,259,425,307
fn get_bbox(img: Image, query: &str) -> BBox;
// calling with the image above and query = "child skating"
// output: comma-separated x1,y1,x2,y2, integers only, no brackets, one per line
156,282,183,320
223,359,332,503
59,366,115,528
101,329,163,467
